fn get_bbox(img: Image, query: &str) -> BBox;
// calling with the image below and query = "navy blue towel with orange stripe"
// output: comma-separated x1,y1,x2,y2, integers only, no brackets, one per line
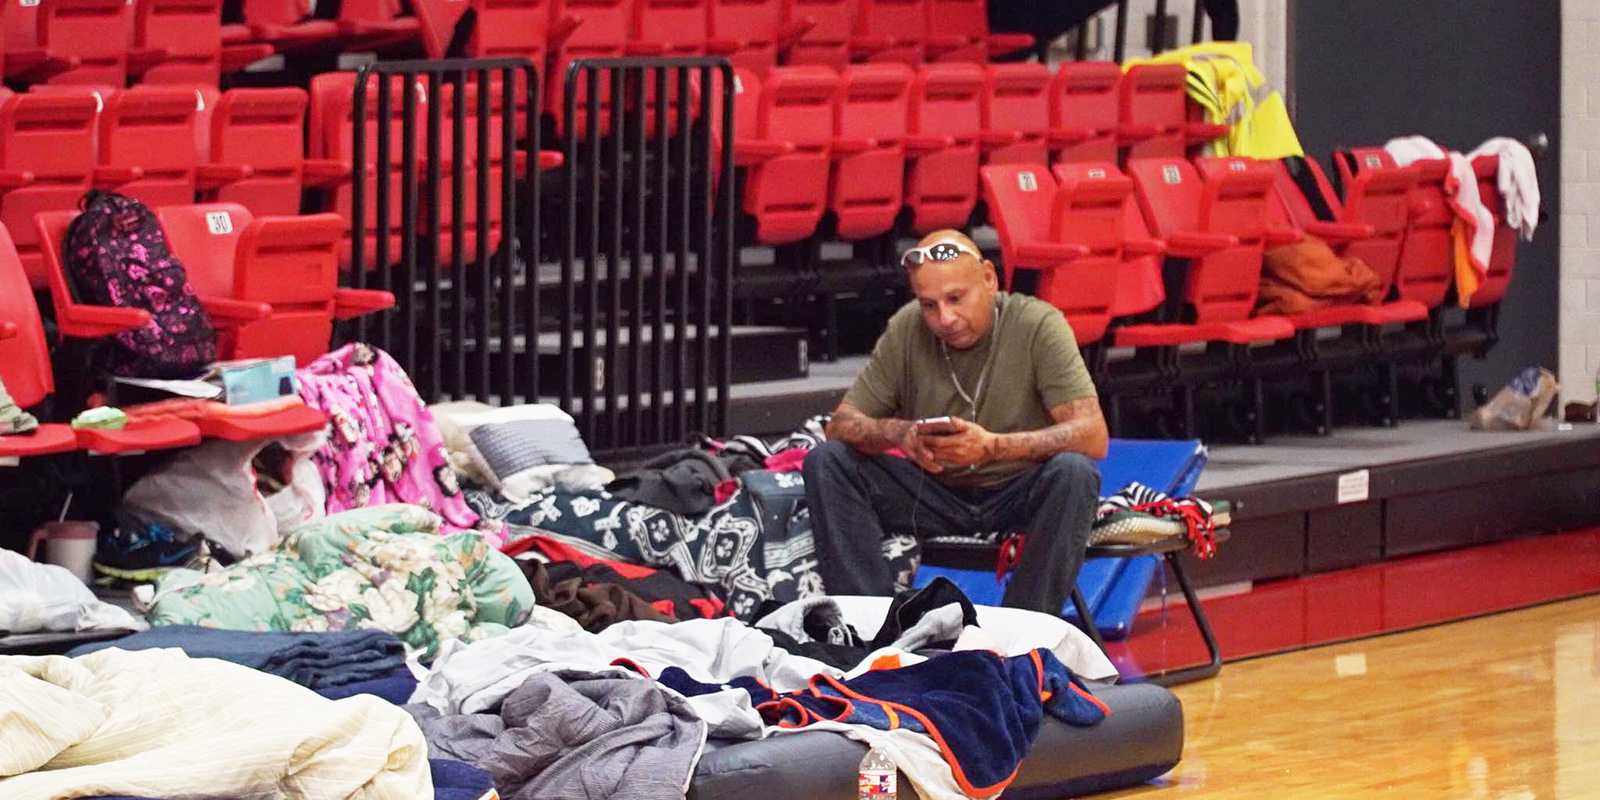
655,647,1109,798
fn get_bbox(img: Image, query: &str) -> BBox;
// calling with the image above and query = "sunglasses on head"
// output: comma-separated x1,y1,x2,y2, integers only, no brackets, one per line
901,240,980,269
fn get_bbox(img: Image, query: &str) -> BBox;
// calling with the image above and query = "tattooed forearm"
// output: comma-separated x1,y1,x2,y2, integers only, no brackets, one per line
984,398,1110,462
825,403,914,455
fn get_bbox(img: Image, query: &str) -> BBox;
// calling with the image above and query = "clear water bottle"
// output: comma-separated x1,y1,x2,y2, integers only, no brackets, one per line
858,745,897,800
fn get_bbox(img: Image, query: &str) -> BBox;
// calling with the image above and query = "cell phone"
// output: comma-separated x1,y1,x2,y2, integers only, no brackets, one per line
915,416,960,435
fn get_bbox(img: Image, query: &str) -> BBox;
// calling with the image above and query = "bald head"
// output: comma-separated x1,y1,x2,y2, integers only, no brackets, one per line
918,229,980,253
905,229,999,350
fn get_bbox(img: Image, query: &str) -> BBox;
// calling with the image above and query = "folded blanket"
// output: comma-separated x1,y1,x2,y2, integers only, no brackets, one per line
0,648,429,800
315,667,420,705
68,626,407,689
143,504,534,661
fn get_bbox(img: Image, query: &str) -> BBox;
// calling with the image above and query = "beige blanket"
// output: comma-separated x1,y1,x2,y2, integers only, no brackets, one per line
0,648,431,800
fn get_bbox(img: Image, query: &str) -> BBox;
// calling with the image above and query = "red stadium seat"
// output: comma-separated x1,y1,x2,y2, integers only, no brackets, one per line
692,66,793,193
1120,156,1294,346
32,0,132,87
743,66,838,245
781,0,851,70
414,0,571,64
923,0,1031,63
1053,161,1167,318
634,0,713,55
1341,149,1454,310
979,63,1050,166
131,0,273,86
308,72,425,269
0,92,99,288
156,203,394,367
904,63,983,234
239,0,340,52
1117,64,1227,161
1117,156,1295,441
1263,156,1429,328
203,88,331,217
30,212,203,454
979,163,1122,345
94,86,204,209
1048,62,1119,164
829,64,911,241
706,0,787,76
851,0,926,65
153,207,346,439
547,0,634,136
1468,154,1516,308
0,223,77,459
336,0,423,51
2,1,77,83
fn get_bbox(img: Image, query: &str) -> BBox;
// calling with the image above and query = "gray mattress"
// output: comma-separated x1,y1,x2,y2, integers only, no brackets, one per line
688,682,1183,800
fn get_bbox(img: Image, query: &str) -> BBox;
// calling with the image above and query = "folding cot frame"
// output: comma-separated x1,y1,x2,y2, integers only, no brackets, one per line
920,438,1232,686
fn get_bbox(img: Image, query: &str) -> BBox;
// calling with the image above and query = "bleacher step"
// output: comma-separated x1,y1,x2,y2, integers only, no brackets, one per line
446,324,809,389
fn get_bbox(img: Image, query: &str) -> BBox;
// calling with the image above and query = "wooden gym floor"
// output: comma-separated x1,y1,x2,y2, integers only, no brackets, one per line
1098,593,1600,799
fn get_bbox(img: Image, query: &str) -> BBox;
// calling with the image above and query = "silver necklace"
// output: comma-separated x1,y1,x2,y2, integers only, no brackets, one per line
939,305,1001,420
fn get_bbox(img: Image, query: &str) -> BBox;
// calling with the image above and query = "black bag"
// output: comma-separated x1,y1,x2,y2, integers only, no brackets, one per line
63,191,216,378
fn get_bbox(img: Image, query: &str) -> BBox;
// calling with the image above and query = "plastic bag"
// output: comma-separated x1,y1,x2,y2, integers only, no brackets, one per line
121,430,326,560
0,549,146,633
1470,367,1560,431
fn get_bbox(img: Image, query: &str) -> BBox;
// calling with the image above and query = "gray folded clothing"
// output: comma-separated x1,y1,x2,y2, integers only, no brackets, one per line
68,626,408,689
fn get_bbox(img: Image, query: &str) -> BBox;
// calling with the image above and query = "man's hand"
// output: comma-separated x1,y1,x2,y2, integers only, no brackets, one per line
898,423,946,474
922,416,997,468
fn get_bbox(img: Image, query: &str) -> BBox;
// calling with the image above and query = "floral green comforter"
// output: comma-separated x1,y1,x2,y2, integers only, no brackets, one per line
149,504,533,660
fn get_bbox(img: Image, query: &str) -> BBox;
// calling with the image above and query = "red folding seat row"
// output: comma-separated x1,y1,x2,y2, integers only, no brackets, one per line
724,60,1143,247
725,61,1125,247
710,62,972,245
1117,64,1228,161
307,72,563,270
980,155,1293,440
1338,148,1454,311
979,162,1131,347
226,0,422,56
0,84,334,286
1334,147,1520,315
1262,155,1430,330
30,203,393,438
0,221,202,456
154,203,395,365
3,0,274,89
784,0,1029,70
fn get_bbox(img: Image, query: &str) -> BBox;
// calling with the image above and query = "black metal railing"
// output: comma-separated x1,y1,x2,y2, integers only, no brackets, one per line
347,56,734,454
560,57,736,453
350,57,540,405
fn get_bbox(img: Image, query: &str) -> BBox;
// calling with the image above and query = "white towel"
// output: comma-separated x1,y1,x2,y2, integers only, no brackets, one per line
1384,135,1493,277
1468,136,1540,241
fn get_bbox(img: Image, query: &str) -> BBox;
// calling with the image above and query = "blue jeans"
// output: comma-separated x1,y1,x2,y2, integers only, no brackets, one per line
802,440,1099,614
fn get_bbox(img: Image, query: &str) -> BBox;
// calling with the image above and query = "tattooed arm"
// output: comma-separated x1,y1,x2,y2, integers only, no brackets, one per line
988,397,1110,461
825,402,943,472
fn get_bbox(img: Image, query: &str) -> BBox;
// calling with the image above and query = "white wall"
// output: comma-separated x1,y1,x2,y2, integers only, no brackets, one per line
1562,0,1600,402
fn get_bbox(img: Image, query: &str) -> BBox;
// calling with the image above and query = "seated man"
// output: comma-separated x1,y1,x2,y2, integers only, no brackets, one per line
804,229,1108,615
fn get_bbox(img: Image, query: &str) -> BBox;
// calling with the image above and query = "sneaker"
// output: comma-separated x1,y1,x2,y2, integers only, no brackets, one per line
92,512,204,585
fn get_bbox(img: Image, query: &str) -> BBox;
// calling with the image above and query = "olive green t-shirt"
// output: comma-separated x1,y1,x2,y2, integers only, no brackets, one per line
841,292,1097,489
